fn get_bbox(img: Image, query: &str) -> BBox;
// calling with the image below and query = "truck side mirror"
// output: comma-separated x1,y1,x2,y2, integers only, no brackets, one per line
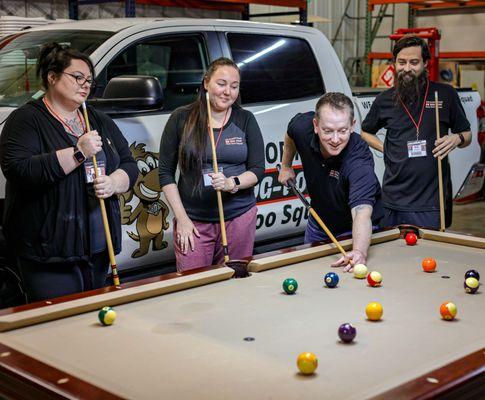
88,75,164,114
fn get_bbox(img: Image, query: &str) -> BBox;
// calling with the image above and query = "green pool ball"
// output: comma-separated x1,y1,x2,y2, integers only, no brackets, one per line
98,306,117,326
283,278,298,294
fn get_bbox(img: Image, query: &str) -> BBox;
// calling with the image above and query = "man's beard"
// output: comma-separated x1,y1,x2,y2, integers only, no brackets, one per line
394,69,428,106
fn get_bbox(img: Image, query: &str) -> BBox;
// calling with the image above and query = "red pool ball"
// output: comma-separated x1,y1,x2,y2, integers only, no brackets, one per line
405,232,417,246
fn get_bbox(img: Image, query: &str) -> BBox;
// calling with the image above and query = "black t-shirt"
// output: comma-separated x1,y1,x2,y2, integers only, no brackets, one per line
362,81,470,211
159,104,265,222
287,112,383,235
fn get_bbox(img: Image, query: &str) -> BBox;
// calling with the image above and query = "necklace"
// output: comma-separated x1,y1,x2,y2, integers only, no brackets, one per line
397,79,430,140
43,97,86,138
212,107,230,149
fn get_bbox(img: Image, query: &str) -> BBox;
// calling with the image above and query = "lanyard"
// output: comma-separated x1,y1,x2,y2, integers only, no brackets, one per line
43,97,85,138
211,107,230,149
397,79,430,140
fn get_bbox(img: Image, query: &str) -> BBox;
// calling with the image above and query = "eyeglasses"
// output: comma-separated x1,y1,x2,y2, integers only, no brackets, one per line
62,72,96,87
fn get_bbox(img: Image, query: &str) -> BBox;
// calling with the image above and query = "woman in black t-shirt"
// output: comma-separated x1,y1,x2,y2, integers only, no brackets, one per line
159,58,264,271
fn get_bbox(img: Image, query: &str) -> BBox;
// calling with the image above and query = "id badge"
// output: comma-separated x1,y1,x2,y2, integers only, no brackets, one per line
84,160,106,183
407,140,427,158
202,166,223,187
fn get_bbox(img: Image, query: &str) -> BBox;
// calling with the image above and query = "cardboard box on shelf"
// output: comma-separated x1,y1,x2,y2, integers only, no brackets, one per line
372,62,395,88
460,65,485,100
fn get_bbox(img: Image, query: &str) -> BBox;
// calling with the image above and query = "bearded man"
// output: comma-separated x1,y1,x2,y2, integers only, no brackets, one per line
361,35,471,229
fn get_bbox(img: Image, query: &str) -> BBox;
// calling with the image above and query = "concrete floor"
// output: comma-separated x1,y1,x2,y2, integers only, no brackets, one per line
450,199,485,236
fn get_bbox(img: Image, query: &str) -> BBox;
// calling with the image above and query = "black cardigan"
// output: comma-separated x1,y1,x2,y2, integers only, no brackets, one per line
0,99,138,263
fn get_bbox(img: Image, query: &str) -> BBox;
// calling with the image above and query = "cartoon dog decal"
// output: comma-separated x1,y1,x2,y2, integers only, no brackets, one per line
120,143,169,258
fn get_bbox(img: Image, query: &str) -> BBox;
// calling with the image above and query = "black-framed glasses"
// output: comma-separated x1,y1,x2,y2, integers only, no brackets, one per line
62,72,96,87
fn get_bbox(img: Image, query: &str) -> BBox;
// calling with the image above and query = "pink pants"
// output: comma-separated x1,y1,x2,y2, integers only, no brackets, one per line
174,206,257,272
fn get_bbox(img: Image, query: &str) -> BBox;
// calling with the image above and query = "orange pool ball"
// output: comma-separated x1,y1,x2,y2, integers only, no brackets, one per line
440,302,457,321
422,258,437,272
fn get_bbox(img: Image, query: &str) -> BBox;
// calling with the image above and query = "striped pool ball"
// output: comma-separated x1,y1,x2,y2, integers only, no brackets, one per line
98,306,117,326
464,277,479,294
324,272,339,288
367,271,383,287
440,302,457,321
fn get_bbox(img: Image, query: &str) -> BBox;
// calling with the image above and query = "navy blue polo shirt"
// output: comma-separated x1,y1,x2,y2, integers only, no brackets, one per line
287,112,383,234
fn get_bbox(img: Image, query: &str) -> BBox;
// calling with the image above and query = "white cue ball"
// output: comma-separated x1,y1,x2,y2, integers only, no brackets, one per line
353,264,368,279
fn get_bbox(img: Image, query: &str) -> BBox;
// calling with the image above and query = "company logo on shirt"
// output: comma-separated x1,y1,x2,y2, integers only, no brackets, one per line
425,100,443,109
225,137,244,145
329,170,340,180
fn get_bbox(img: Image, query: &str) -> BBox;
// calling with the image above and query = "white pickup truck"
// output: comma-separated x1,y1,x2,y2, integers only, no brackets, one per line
0,18,481,273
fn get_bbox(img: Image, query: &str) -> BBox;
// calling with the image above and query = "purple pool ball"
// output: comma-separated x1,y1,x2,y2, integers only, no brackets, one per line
338,323,357,343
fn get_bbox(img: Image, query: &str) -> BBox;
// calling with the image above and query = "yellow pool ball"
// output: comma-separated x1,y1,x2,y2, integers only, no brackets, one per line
297,352,318,375
353,263,368,279
98,306,117,326
365,302,383,321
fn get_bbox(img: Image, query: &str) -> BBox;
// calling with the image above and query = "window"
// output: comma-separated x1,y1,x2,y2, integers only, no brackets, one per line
99,35,208,111
0,30,112,107
227,33,324,104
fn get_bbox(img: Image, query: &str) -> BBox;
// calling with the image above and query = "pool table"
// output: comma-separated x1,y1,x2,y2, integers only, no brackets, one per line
0,228,484,400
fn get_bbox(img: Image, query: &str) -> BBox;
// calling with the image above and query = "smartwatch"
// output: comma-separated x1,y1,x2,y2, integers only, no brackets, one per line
73,145,86,164
230,176,240,194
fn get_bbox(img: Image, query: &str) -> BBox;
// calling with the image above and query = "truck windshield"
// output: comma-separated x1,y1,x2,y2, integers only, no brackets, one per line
0,30,112,107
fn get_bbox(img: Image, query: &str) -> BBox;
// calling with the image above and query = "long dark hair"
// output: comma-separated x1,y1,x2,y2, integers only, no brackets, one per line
178,57,240,190
36,42,95,89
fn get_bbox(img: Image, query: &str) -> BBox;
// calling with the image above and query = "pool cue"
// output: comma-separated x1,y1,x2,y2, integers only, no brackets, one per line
277,165,348,258
434,91,446,232
205,93,230,262
82,102,121,286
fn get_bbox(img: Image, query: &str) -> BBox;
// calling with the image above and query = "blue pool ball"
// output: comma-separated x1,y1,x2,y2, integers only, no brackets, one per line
464,269,480,281
324,272,339,288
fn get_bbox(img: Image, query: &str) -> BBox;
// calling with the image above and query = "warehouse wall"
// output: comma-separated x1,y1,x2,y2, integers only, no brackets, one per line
0,0,483,87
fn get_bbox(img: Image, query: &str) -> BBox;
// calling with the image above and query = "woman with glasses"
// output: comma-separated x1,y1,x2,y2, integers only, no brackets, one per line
0,42,138,302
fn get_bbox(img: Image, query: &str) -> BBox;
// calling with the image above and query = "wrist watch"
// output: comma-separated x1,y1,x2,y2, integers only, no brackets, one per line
73,145,86,164
230,176,240,194
457,133,465,147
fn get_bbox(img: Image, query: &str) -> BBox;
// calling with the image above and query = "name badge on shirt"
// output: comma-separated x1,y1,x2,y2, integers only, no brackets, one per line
84,160,106,183
407,140,427,158
202,166,223,187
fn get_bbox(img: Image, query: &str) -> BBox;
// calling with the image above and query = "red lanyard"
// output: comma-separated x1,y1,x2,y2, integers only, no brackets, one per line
397,79,430,140
43,97,85,137
211,107,230,149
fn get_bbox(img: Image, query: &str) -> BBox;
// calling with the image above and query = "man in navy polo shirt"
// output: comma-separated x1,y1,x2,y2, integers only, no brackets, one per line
279,92,383,272
361,35,471,229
